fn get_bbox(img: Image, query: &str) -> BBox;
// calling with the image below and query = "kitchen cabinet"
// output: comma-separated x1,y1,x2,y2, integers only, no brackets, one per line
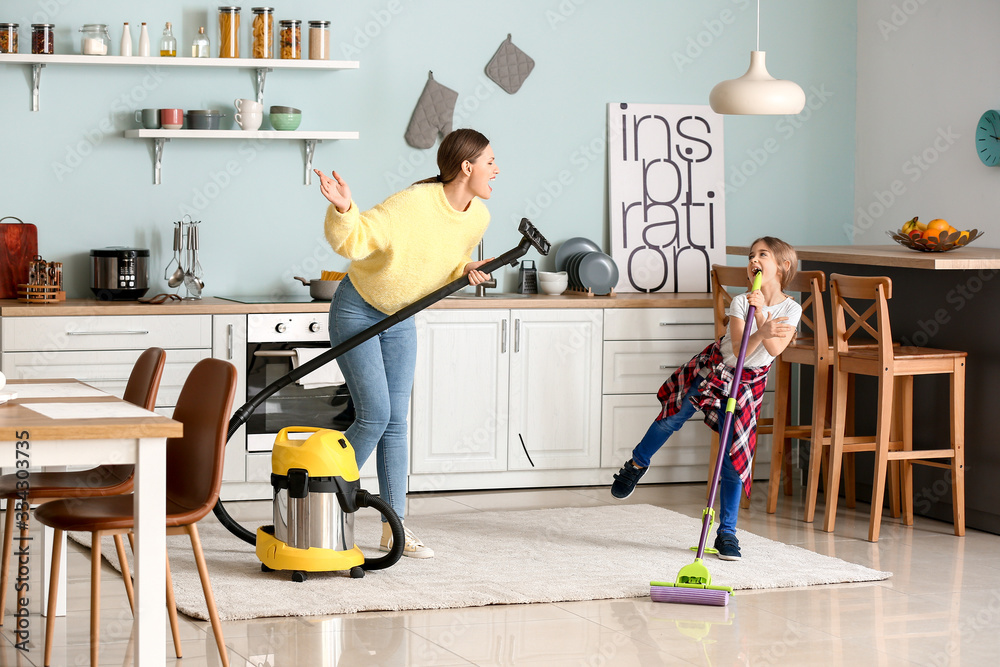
411,308,603,487
0,314,213,413
212,314,247,484
600,308,718,482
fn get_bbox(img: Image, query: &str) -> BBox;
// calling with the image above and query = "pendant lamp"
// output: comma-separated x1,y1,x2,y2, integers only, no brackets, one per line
709,0,805,115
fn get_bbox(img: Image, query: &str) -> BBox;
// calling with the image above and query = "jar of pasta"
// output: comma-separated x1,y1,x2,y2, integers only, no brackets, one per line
308,20,329,60
278,19,300,59
0,23,18,54
251,7,273,58
31,24,54,55
218,6,240,58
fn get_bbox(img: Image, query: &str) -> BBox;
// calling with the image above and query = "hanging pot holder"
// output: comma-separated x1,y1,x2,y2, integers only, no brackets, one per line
485,34,535,94
404,71,459,149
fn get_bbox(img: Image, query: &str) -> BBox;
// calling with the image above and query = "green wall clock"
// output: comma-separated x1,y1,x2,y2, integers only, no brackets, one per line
976,109,1000,166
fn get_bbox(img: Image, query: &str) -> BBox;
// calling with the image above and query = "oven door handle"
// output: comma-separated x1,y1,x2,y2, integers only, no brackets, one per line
252,350,298,357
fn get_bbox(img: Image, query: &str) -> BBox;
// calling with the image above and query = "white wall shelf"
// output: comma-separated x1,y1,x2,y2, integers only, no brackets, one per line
0,54,359,111
123,129,360,185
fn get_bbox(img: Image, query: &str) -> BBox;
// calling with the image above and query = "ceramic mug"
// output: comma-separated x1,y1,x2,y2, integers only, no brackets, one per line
234,98,263,114
134,108,160,129
235,111,263,131
160,108,183,130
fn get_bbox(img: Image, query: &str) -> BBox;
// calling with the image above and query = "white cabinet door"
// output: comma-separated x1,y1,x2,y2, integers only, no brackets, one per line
412,310,510,474
508,309,603,470
601,393,710,474
213,315,247,483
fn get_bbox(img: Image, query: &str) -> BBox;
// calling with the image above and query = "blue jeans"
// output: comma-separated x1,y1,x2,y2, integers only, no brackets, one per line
631,383,742,536
329,276,417,523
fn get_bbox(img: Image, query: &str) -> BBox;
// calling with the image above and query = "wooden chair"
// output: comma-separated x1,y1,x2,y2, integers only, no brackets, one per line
0,347,166,625
706,265,778,508
35,358,237,667
822,274,966,542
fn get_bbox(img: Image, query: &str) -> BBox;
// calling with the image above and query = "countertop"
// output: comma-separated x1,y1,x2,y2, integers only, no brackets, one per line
0,291,712,316
727,244,1000,270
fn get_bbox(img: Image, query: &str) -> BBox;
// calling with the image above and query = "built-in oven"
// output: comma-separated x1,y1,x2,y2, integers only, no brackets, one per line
245,312,354,454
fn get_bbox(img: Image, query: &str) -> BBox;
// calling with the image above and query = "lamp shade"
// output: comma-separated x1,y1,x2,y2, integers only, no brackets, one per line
709,51,806,115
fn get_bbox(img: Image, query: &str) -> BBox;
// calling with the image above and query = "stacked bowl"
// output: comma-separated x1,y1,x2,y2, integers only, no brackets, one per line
538,271,568,295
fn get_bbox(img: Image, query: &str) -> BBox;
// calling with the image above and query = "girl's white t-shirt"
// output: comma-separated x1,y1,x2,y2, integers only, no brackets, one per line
720,293,802,369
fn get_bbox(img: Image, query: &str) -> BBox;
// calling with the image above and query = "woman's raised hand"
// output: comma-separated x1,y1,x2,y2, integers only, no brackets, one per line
314,169,352,213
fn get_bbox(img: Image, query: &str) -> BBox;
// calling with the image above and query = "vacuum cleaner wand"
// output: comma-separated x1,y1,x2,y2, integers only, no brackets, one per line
215,218,551,546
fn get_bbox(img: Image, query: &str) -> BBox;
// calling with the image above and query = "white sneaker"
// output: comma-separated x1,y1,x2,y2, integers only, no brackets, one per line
380,523,434,559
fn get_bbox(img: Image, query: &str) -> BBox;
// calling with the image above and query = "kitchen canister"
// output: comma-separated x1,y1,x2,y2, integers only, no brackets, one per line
218,6,240,58
80,24,111,55
31,23,54,54
279,19,300,59
251,7,274,58
308,20,329,60
0,23,18,54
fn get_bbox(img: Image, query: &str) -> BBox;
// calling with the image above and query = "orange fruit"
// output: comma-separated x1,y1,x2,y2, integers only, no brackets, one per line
927,219,951,232
958,230,970,244
908,230,923,241
921,229,944,242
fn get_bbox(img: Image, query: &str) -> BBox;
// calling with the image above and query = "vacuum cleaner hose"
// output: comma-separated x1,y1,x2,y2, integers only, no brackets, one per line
356,490,405,570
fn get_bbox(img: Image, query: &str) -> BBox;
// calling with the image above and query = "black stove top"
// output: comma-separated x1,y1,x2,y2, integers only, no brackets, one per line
216,295,322,304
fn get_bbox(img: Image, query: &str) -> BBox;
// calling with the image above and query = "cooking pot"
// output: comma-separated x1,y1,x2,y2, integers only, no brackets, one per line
186,109,226,130
294,276,339,300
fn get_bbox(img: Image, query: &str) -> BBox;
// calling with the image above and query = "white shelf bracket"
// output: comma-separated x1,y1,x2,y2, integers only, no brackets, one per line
304,139,319,185
31,63,45,112
254,67,272,105
153,138,168,185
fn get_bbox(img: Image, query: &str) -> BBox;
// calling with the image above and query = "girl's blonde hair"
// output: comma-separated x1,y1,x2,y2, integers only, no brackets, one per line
750,236,797,290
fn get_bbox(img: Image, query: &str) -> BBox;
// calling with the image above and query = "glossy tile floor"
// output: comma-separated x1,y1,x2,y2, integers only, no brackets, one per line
0,478,996,666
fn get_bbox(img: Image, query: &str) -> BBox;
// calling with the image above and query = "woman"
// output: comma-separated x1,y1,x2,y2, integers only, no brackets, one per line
314,129,498,558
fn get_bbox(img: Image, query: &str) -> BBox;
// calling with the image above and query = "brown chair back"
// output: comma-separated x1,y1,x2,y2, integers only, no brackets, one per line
165,358,237,526
783,270,828,356
123,347,166,410
829,274,894,364
710,264,752,339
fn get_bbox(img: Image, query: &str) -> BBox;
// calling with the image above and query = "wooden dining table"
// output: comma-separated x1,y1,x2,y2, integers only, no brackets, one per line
0,378,181,667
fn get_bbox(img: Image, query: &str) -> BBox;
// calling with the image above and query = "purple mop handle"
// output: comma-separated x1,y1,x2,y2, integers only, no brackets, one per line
695,269,762,559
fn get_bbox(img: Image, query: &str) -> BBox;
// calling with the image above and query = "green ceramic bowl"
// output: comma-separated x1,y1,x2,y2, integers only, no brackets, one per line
269,112,301,131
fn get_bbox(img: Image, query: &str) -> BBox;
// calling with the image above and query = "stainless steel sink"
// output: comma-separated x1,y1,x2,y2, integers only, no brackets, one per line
446,292,530,299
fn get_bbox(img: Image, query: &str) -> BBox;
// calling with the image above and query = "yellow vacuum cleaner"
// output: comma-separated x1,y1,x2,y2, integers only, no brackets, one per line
256,426,405,581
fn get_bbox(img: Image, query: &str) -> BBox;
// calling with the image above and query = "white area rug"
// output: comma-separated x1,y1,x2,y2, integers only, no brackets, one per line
71,504,890,621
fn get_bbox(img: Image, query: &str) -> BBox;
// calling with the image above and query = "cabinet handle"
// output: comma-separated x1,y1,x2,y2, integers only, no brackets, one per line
514,319,520,353
659,364,671,369
254,350,296,358
67,330,149,336
501,319,507,354
227,324,234,360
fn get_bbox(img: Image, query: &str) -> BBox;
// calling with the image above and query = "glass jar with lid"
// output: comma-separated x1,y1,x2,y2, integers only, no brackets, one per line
0,23,18,54
31,24,54,54
218,6,241,58
251,7,274,58
308,20,329,60
79,24,111,55
279,19,301,59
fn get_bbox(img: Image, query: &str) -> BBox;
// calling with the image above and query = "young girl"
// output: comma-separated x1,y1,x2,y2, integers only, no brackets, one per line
315,129,498,559
610,237,801,561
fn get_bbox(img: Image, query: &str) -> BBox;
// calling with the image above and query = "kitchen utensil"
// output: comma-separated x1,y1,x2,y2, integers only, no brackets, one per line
294,276,339,300
554,237,601,272
134,108,160,129
166,222,185,287
160,108,183,130
186,109,225,130
269,106,302,130
234,98,263,113
192,224,205,290
0,216,38,299
183,224,202,298
577,251,619,295
517,259,537,294
566,252,587,288
235,111,263,131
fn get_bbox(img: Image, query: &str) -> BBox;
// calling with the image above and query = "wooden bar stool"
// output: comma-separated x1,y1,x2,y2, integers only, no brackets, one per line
706,265,778,508
823,274,966,542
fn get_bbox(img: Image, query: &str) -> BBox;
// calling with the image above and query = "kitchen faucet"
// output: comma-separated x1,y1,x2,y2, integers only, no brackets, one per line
475,239,498,297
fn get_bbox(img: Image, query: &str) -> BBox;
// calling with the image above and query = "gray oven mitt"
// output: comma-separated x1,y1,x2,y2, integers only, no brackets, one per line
485,34,535,94
404,71,459,149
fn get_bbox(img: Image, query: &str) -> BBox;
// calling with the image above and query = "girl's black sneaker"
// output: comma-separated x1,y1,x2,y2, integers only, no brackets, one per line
714,533,741,561
611,460,647,498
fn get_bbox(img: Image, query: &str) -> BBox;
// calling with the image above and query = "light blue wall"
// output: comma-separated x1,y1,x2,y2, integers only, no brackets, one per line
0,0,856,297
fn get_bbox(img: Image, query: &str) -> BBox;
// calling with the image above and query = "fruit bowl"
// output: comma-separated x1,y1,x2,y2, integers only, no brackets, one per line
886,229,984,252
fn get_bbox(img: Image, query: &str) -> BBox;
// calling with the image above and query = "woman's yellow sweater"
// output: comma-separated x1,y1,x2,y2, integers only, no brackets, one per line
324,182,490,314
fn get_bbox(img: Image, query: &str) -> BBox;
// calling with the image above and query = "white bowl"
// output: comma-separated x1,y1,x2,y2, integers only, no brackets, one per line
539,282,567,295
538,270,568,282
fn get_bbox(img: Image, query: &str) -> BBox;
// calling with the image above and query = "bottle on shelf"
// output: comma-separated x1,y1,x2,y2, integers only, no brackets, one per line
138,22,150,56
191,26,209,57
120,22,132,56
159,21,176,57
